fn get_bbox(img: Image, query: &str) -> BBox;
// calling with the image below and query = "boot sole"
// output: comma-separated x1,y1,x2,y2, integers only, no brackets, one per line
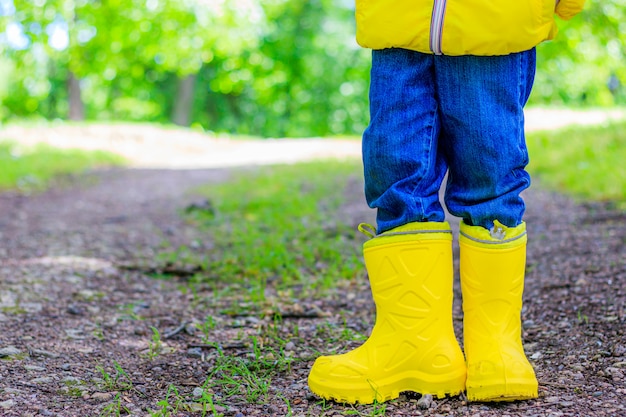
308,373,466,405
466,380,538,402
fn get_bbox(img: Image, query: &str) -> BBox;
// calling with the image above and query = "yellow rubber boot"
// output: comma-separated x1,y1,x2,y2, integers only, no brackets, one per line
460,220,538,402
308,222,466,404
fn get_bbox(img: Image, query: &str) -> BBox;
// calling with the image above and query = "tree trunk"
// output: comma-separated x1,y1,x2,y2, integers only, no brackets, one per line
172,73,197,126
67,71,84,121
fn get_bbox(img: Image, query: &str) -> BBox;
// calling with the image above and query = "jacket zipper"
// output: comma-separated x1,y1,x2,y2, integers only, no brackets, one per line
430,0,447,55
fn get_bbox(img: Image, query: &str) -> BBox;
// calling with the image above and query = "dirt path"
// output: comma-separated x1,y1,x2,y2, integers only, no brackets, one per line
0,111,625,416
1,108,625,169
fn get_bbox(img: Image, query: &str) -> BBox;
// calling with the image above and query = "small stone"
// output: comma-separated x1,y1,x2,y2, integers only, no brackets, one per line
284,341,296,351
0,400,15,409
187,347,203,358
417,394,433,409
606,367,624,377
192,387,204,398
67,305,84,315
31,377,54,384
64,328,86,339
92,392,115,401
3,388,24,395
184,322,197,335
134,327,148,336
613,344,626,356
0,346,21,357
592,391,603,397
24,365,46,371
61,363,72,371
570,364,585,372
29,348,59,358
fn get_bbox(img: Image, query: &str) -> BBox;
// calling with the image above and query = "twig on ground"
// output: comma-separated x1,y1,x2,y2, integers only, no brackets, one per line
163,321,189,339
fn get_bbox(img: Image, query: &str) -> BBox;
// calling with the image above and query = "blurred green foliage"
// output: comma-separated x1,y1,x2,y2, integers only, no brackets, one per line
0,0,624,137
526,121,626,202
532,1,626,106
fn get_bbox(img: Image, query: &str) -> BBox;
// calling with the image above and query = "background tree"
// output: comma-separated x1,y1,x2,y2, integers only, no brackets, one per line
533,0,626,105
0,0,623,137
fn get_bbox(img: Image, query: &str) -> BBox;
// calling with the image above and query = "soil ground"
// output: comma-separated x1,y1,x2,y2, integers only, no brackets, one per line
0,108,625,417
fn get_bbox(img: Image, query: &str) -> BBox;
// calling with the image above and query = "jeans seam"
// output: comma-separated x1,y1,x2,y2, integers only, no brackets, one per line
511,52,528,181
409,104,438,218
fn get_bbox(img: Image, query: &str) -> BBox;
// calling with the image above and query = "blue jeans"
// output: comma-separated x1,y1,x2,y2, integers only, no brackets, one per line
363,48,536,233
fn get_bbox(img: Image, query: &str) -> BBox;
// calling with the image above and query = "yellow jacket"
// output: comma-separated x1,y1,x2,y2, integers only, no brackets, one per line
356,0,586,56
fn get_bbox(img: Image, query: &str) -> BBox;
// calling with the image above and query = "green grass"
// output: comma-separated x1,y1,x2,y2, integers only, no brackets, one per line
0,140,125,192
94,361,135,392
177,160,365,302
526,121,626,202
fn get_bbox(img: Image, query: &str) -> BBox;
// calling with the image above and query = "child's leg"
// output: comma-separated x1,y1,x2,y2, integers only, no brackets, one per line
435,49,535,231
362,48,448,234
434,50,538,401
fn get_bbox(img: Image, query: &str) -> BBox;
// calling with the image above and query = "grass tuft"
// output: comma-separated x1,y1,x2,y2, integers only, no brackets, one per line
0,140,125,192
180,160,365,300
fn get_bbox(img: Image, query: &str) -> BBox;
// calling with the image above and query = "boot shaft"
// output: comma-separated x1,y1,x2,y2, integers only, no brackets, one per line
459,220,527,330
362,221,455,319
